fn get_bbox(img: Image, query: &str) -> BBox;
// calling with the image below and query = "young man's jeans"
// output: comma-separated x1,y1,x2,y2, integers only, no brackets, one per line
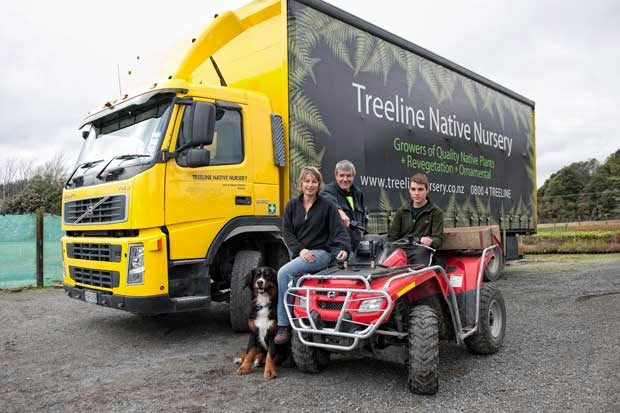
276,249,332,327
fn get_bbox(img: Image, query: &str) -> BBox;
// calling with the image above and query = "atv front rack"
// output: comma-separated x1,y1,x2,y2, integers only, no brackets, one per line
285,275,393,351
284,245,499,352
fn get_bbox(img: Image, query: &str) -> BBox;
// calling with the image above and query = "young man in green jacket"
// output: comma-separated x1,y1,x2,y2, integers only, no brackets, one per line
387,173,444,265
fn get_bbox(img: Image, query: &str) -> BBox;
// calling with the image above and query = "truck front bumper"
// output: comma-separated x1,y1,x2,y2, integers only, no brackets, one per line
64,284,210,314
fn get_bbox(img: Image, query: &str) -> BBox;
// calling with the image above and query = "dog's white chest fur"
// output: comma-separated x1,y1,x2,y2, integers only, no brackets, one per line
255,293,273,350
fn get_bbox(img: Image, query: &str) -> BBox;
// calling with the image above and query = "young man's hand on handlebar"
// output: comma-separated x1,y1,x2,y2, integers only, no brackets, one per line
419,236,433,246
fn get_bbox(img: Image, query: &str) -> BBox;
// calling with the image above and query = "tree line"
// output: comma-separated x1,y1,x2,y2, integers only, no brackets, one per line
537,148,620,223
0,152,68,216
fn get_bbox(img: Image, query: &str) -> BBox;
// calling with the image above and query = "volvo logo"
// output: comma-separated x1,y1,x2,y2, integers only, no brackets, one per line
84,205,95,218
327,291,337,300
74,196,109,224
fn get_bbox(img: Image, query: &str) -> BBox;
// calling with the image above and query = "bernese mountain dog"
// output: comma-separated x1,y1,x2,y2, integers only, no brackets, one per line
235,266,283,379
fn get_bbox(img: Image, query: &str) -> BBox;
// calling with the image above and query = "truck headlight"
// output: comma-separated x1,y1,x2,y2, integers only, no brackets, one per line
358,298,384,313
127,244,144,285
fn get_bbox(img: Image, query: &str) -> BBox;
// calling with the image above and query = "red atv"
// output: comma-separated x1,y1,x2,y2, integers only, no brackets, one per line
284,232,506,395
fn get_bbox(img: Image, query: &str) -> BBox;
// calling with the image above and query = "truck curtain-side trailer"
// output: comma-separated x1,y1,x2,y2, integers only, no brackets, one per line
61,0,535,330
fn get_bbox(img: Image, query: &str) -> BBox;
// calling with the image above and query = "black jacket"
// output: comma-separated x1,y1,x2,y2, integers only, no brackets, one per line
320,181,367,226
387,198,445,249
282,194,351,257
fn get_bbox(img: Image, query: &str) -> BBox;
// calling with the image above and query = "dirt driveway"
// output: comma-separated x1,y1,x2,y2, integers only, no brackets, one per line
1,255,620,412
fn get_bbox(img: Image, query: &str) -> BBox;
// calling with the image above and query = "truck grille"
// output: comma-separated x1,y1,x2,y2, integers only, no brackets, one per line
69,266,120,289
67,243,122,262
64,195,127,225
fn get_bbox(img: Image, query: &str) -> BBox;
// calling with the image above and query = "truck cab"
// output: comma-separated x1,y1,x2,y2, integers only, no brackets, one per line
62,81,289,323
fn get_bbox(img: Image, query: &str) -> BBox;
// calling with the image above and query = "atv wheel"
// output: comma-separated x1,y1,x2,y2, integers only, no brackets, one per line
465,284,506,354
408,305,439,395
291,331,329,373
483,249,505,282
229,250,262,332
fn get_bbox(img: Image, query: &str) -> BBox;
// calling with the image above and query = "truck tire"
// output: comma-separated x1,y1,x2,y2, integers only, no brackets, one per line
229,250,262,332
408,305,439,395
465,284,506,354
291,331,329,373
483,249,505,282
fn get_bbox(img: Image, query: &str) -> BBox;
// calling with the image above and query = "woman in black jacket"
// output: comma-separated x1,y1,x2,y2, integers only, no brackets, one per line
274,166,351,344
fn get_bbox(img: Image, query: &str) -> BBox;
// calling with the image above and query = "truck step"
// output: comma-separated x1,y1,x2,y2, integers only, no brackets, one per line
171,295,210,310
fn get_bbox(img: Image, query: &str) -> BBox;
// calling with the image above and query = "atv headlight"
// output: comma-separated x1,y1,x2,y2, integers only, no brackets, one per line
127,244,144,285
298,296,307,309
358,298,384,313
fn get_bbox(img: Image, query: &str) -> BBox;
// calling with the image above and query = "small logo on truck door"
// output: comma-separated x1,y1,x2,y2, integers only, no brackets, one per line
268,204,276,215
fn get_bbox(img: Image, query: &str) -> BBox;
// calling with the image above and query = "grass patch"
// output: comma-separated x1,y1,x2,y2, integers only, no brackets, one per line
537,222,620,233
522,253,620,263
521,238,620,254
531,231,620,241
522,228,620,254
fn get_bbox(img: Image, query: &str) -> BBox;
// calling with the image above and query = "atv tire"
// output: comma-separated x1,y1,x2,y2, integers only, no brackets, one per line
229,250,262,333
291,331,329,373
465,284,506,354
408,305,439,395
483,249,505,282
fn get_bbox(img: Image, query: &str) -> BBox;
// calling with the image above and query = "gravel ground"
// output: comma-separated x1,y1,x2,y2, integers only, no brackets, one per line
1,255,619,413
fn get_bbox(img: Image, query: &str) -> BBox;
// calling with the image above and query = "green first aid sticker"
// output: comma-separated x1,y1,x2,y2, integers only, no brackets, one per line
268,204,277,215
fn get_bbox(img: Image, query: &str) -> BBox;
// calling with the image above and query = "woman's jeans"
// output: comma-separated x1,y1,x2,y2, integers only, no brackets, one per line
277,249,332,327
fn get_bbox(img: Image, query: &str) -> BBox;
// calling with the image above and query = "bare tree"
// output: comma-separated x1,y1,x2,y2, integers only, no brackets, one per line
0,157,18,201
10,158,36,195
17,158,35,181
34,151,70,183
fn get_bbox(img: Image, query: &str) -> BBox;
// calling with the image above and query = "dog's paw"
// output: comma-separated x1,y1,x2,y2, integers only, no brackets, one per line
233,356,243,365
236,366,252,375
263,368,278,380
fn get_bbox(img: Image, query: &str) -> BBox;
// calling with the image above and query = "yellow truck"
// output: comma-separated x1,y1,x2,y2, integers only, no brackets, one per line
62,0,535,331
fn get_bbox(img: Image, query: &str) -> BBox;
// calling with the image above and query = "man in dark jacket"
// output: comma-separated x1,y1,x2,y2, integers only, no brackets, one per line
321,160,367,252
387,173,444,265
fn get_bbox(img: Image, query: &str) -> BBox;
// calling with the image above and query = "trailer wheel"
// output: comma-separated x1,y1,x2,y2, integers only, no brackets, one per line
291,332,329,373
465,284,506,354
483,249,505,282
229,250,262,332
408,305,439,395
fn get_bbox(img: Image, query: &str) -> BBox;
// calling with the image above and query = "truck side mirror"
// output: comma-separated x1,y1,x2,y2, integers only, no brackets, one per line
182,148,211,167
191,103,216,146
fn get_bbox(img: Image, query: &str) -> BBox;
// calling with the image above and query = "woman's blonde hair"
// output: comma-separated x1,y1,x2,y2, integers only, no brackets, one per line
297,166,323,193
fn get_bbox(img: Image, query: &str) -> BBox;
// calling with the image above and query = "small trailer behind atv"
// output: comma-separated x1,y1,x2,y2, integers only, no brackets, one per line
284,226,506,395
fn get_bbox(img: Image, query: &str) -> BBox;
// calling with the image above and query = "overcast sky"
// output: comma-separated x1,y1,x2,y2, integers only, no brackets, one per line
1,0,618,187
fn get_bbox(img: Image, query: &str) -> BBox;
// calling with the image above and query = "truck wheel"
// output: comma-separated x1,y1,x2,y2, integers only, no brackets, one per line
408,305,439,395
465,284,506,354
483,249,505,282
291,331,329,373
229,250,262,332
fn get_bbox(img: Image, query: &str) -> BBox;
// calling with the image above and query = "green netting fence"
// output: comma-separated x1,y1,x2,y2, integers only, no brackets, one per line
0,214,64,289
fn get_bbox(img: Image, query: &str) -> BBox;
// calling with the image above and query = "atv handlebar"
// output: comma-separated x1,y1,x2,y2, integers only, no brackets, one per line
389,236,436,253
349,220,367,234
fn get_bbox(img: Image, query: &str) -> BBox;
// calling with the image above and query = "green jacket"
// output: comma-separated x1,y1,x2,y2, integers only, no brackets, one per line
387,199,445,248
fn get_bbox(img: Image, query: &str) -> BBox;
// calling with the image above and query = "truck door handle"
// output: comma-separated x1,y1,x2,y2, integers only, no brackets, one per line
235,196,252,205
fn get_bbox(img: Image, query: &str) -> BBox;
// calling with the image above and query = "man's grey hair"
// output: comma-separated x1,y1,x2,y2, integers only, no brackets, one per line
334,160,356,176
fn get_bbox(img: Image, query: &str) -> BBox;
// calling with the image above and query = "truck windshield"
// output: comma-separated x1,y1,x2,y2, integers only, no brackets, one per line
70,99,172,187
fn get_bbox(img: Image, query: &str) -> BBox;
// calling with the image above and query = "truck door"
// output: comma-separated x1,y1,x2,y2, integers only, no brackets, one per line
164,100,253,260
